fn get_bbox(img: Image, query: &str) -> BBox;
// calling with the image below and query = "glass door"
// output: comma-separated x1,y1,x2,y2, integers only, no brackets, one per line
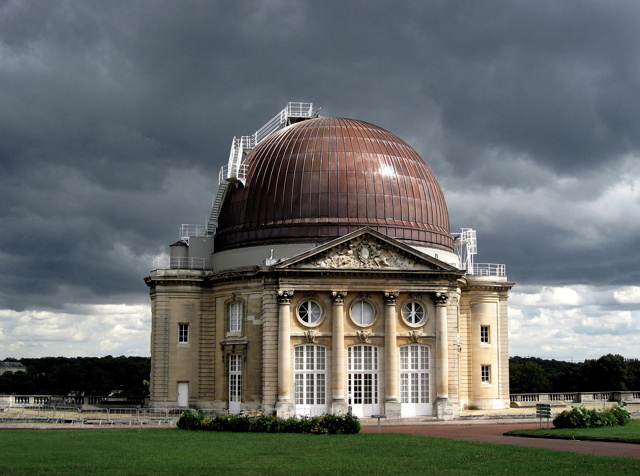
347,345,380,417
228,354,242,413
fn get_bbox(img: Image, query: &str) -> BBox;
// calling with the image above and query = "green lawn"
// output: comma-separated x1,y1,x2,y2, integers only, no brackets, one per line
0,429,639,475
506,420,640,443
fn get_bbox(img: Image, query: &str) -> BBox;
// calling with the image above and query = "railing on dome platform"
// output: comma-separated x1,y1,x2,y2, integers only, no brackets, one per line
453,228,506,277
471,263,506,277
179,224,206,239
254,102,314,143
219,164,248,185
152,256,206,271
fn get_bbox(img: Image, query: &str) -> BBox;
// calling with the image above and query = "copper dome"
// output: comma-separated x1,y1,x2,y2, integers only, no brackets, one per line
215,117,453,252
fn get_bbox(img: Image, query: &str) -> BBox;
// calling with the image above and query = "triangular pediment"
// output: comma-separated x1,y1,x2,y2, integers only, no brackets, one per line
275,228,460,273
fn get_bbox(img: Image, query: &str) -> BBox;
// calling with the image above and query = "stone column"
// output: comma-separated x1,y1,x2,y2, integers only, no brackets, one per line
331,291,348,414
434,292,453,420
276,290,294,417
383,292,401,418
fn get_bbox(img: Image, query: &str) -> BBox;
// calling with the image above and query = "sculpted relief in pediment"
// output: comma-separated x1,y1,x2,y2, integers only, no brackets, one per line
295,237,436,271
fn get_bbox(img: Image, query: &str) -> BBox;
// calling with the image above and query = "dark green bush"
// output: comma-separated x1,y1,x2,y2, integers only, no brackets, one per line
176,411,208,430
553,405,631,429
176,411,360,434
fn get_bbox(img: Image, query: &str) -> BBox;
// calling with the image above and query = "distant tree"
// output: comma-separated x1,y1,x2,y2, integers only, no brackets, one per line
0,356,150,396
509,358,552,393
580,354,629,391
627,359,640,389
509,354,640,394
0,370,35,394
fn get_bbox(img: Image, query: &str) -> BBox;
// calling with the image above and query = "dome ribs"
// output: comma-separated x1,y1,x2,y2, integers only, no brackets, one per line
214,117,453,251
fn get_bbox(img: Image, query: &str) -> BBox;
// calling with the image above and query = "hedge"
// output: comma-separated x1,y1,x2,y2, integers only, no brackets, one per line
552,404,631,429
176,411,361,434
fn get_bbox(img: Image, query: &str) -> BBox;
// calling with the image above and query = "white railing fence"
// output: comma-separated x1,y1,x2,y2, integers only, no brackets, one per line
152,257,207,270
471,263,506,277
180,224,206,239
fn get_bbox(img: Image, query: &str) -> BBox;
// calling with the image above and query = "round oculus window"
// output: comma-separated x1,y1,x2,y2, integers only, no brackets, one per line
403,302,426,325
351,300,375,326
298,300,323,325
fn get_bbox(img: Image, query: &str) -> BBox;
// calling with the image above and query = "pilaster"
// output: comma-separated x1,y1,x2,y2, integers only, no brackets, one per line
331,291,348,415
434,291,453,420
276,289,294,417
383,291,401,418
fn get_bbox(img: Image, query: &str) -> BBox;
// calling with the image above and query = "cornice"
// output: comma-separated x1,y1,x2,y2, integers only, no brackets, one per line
144,275,209,287
463,281,515,292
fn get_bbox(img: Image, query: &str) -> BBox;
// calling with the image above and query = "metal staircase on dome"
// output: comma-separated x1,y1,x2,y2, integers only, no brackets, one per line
453,228,506,276
206,102,317,235
454,228,477,273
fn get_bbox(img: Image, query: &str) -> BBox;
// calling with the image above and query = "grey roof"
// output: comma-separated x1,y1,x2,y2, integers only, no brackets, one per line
0,362,27,370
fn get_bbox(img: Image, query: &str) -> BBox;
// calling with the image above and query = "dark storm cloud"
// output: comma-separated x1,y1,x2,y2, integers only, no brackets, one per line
2,0,640,316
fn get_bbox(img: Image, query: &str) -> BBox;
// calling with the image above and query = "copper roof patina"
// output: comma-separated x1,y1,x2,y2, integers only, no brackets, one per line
215,117,453,252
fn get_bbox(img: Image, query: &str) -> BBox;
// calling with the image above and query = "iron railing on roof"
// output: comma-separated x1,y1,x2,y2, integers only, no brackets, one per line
152,257,207,271
470,263,506,277
180,224,206,239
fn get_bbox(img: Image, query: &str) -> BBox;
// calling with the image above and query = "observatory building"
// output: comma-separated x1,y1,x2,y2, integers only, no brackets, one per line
145,103,513,419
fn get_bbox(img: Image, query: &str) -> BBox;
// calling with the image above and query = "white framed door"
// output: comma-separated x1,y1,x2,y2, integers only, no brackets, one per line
294,345,328,416
228,354,242,413
177,382,189,407
399,345,431,417
347,345,380,417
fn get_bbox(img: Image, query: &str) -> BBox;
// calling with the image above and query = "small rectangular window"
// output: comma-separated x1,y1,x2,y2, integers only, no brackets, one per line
481,365,491,384
480,325,489,344
178,323,189,343
229,302,242,332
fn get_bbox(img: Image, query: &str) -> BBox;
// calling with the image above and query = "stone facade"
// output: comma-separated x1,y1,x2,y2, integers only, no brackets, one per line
145,228,513,419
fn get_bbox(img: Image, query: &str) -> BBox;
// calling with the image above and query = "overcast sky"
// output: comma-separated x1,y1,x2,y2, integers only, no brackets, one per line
2,0,640,361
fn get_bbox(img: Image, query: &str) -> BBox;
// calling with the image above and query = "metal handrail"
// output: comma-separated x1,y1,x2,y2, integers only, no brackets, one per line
180,224,206,238
152,257,207,271
470,263,506,277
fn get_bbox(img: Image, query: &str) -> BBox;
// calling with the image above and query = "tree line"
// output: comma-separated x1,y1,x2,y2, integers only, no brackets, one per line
509,354,640,394
0,356,150,396
1,354,638,396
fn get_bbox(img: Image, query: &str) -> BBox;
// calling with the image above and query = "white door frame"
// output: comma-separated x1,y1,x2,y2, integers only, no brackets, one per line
293,344,328,416
399,344,432,417
347,345,381,418
228,354,242,414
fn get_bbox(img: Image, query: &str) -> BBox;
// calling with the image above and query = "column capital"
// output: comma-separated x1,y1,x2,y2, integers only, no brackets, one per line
277,290,294,304
433,292,449,306
383,291,399,305
331,291,348,304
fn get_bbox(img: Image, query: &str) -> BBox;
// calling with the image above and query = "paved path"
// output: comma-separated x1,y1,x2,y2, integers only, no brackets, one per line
361,422,640,459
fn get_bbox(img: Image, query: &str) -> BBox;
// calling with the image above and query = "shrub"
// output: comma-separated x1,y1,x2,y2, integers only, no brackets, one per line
176,411,208,431
176,411,360,434
553,405,631,429
249,415,285,433
313,413,361,434
609,405,631,426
